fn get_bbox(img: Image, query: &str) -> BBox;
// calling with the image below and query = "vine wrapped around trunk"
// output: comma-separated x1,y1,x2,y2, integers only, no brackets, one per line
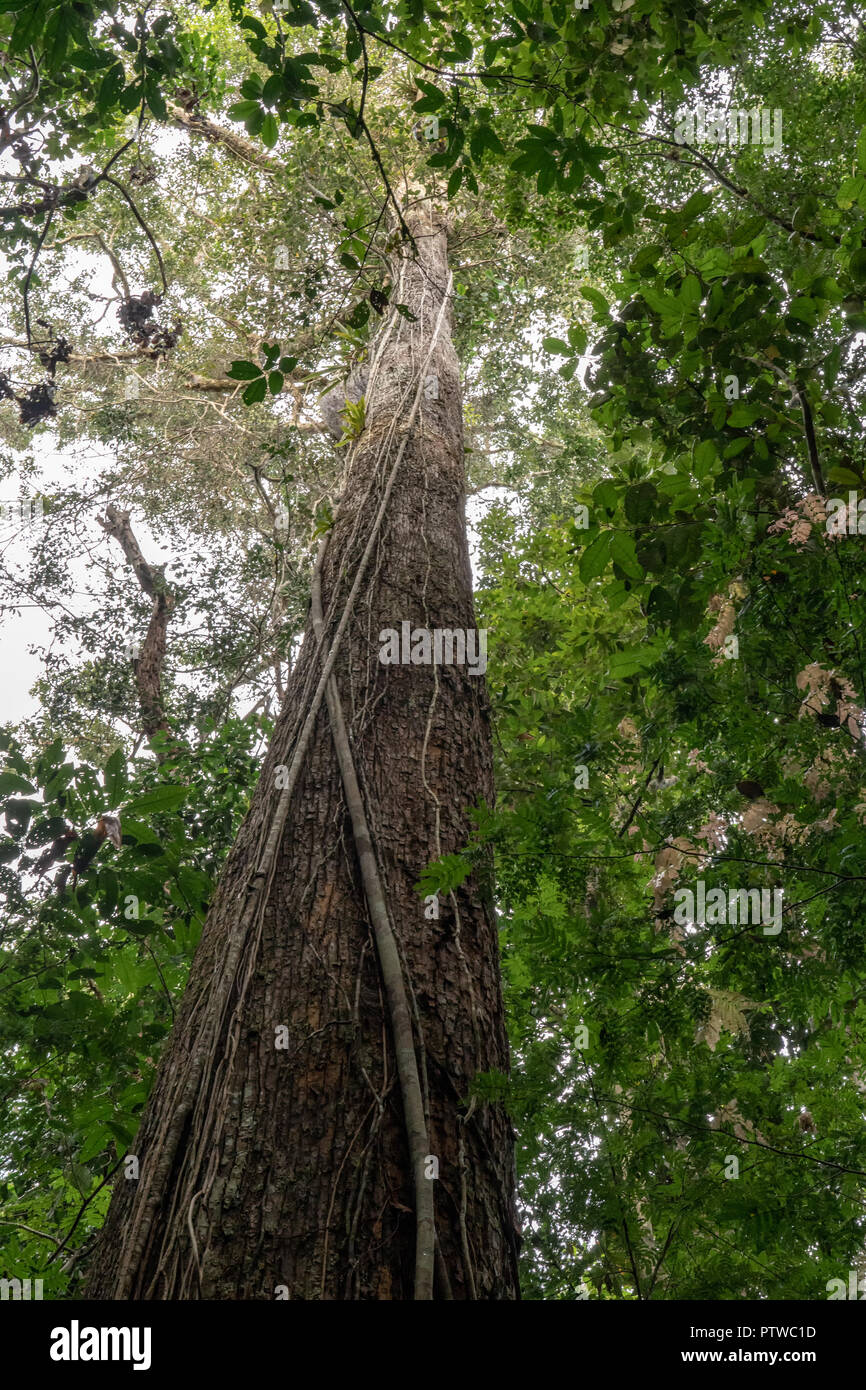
85,194,520,1302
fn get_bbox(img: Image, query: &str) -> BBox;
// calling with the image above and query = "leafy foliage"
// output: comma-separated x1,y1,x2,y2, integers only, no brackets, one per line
1,0,865,1300
0,716,263,1290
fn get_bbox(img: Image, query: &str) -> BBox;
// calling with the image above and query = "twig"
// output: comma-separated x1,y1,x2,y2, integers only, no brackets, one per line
44,1157,125,1268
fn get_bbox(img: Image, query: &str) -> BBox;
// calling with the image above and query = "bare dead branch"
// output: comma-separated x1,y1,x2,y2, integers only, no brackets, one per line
96,503,178,746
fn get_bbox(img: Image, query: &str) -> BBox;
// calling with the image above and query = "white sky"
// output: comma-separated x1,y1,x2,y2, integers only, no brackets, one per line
0,120,530,733
0,438,170,727
0,128,179,728
0,462,508,729
1,440,78,724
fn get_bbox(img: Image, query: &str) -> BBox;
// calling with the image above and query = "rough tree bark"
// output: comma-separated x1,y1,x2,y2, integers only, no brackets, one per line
86,194,520,1301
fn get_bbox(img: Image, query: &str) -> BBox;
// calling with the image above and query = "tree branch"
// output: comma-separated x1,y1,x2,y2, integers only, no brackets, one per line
96,503,177,746
166,102,280,172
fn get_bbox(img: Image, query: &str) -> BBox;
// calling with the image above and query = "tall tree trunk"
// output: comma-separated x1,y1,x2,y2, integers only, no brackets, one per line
86,195,520,1301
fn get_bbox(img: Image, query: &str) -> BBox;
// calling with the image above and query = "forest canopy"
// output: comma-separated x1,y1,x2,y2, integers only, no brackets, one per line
1,0,866,1304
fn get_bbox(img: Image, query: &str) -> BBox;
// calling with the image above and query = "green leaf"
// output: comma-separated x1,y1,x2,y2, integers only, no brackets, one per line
227,360,263,381
121,819,160,845
693,440,718,476
243,377,268,405
828,466,862,487
261,114,279,148
99,867,119,917
630,244,665,273
606,647,643,678
678,191,713,223
788,296,817,326
647,584,676,619
262,73,284,106
679,274,702,308
624,481,657,524
579,287,609,317
36,737,63,779
414,79,448,109
610,531,643,579
593,480,619,513
97,63,125,112
0,771,36,795
642,286,676,317
124,917,161,937
727,403,763,428
415,852,472,897
723,436,751,459
228,99,260,122
730,215,766,245
579,531,613,583
124,786,189,816
145,78,167,121
511,145,548,175
4,798,38,833
809,276,843,304
838,175,866,210
68,48,111,71
470,125,505,161
102,748,126,807
607,640,662,678
638,541,668,576
106,1119,135,1146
